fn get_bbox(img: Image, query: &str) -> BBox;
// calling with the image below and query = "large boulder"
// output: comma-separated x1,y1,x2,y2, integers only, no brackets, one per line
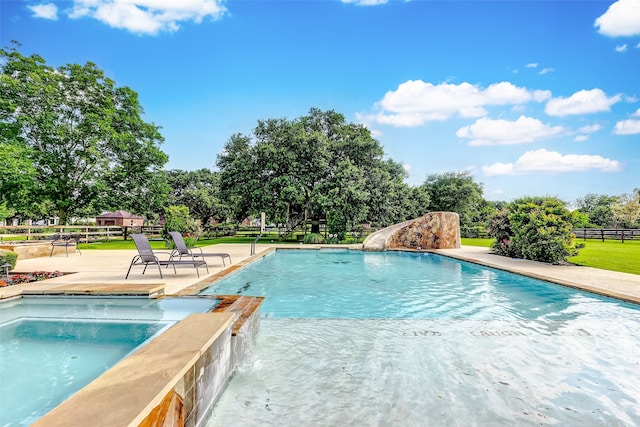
363,212,461,251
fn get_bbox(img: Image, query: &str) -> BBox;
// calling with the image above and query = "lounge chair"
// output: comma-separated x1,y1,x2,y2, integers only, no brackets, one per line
168,231,232,266
49,233,83,257
126,233,209,279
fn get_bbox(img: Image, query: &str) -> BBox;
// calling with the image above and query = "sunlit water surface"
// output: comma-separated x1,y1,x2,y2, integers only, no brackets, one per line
203,250,640,426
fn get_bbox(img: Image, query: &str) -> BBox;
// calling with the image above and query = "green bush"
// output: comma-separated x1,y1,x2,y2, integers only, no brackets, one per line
0,250,18,270
163,205,200,246
488,196,582,264
303,233,324,244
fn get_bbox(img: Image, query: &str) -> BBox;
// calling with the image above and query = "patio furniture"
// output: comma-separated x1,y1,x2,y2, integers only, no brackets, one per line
126,233,209,279
168,231,232,266
49,233,83,257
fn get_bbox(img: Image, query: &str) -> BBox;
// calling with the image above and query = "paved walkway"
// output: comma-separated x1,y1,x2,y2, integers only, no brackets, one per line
2,244,639,303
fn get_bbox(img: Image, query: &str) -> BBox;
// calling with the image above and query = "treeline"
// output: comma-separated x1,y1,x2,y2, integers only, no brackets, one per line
1,45,639,263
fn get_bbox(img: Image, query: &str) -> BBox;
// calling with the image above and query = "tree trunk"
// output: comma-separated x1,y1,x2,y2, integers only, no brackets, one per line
58,208,68,226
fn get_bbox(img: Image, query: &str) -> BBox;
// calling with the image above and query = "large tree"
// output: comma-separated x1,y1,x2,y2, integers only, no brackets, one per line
217,108,407,233
420,171,484,235
574,193,618,227
612,191,640,228
165,168,229,225
0,44,168,223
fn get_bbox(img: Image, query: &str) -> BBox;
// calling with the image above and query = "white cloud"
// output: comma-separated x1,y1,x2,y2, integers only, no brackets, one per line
577,124,603,134
631,108,640,117
482,149,622,176
614,119,640,134
616,44,628,52
363,80,551,127
67,0,226,35
525,63,538,68
595,0,640,37
539,67,554,75
574,123,603,142
545,88,621,116
28,3,59,20
456,115,564,146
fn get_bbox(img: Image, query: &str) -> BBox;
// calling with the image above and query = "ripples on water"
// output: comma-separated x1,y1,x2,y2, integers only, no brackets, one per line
203,250,640,321
204,250,640,426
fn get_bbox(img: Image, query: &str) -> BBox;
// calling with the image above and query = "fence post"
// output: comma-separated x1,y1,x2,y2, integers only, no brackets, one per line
622,229,625,243
601,229,604,242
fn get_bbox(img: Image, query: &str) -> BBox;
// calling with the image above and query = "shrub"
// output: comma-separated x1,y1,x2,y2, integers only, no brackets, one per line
163,205,201,246
32,271,63,281
303,233,324,244
0,250,18,270
488,197,582,264
10,274,30,284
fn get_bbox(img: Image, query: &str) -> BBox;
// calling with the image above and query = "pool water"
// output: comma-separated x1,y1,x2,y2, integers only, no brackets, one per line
0,296,218,426
202,249,640,426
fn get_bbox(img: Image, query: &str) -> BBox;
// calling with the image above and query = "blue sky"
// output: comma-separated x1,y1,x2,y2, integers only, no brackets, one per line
2,0,639,204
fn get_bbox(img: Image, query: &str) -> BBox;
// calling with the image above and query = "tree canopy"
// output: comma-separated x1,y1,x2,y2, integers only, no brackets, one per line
165,169,229,226
217,108,422,233
420,171,484,234
0,44,168,223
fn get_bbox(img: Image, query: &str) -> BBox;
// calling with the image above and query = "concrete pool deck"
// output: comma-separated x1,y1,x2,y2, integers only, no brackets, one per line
1,243,639,303
0,243,275,299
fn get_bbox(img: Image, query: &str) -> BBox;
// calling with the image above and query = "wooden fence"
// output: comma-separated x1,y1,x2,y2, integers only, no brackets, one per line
0,223,373,243
0,225,163,242
573,228,640,242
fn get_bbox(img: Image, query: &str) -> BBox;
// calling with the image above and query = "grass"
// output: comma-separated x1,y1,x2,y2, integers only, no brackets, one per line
461,238,493,247
78,236,294,250
568,239,640,275
462,237,640,276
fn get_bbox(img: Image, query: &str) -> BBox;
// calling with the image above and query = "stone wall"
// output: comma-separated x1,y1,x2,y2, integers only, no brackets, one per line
0,242,71,259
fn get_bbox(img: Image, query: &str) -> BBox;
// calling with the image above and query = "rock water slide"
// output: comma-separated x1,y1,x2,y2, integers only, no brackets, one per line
362,212,461,251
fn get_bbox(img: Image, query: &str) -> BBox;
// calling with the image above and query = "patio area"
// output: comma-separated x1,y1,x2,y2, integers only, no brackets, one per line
0,243,276,299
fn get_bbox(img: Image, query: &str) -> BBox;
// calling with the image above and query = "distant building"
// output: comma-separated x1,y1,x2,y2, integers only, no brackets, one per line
96,210,144,227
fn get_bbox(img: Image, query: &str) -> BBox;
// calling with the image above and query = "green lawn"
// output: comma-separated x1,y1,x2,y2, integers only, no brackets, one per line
568,239,640,275
461,238,493,247
462,237,640,276
78,236,292,250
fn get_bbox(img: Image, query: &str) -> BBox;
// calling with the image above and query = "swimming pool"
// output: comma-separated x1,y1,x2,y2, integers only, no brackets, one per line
0,296,218,426
202,249,640,425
